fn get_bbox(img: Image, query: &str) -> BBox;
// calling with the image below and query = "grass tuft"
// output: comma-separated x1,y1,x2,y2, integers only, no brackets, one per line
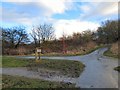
2,75,75,88
2,56,29,67
27,59,85,78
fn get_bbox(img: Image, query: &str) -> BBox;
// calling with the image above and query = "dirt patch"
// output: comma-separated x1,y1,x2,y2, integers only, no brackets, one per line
2,74,76,88
27,67,62,78
26,59,85,78
2,67,77,84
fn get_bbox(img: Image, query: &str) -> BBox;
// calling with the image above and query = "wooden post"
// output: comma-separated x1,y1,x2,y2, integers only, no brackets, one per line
35,47,41,62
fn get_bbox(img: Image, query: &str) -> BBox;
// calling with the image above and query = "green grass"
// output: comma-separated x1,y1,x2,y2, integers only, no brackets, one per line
2,56,84,88
103,47,119,72
2,56,85,78
2,56,29,67
27,59,85,78
114,66,120,72
2,75,75,88
104,49,119,59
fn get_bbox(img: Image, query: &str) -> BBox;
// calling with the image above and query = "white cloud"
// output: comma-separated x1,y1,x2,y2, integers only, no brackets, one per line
79,0,119,2
54,19,100,39
37,0,73,16
101,3,118,16
1,1,118,39
1,0,34,2
1,7,33,25
80,5,91,13
80,2,118,19
2,0,73,17
2,0,119,2
1,0,73,26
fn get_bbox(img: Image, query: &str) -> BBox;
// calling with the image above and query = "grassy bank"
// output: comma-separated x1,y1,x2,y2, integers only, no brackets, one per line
79,45,105,55
104,50,119,59
104,49,119,72
27,59,85,78
30,45,104,57
2,56,84,88
2,56,85,78
2,56,29,67
103,42,119,72
2,75,75,88
103,42,119,59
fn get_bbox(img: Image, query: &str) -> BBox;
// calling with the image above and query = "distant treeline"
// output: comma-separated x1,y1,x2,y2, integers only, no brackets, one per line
1,20,119,55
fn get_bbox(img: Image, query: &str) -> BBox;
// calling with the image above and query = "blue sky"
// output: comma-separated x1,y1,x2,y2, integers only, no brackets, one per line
0,0,118,38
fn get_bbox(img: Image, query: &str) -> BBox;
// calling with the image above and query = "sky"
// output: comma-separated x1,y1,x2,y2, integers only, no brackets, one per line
0,0,119,39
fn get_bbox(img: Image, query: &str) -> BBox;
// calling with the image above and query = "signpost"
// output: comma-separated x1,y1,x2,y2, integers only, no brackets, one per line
35,48,41,62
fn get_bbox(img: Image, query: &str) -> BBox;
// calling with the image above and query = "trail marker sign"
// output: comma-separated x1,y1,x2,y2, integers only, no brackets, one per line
35,48,41,61
37,49,41,53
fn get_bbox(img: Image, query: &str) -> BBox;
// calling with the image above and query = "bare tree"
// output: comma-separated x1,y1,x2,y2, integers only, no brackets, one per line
15,26,29,48
2,26,29,48
30,24,55,47
30,26,38,47
39,24,55,42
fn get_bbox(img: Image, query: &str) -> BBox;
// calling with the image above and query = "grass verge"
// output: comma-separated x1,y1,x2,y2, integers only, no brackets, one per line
30,45,105,57
27,59,85,78
2,74,75,88
2,56,85,78
2,56,29,67
79,45,105,56
103,49,119,59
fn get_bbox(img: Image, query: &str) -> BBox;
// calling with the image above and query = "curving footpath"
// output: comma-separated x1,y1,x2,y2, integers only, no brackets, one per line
1,48,119,88
41,48,119,88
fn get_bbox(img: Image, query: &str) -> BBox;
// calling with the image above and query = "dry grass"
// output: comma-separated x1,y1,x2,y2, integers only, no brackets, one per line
65,41,97,55
110,41,118,55
104,41,119,59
